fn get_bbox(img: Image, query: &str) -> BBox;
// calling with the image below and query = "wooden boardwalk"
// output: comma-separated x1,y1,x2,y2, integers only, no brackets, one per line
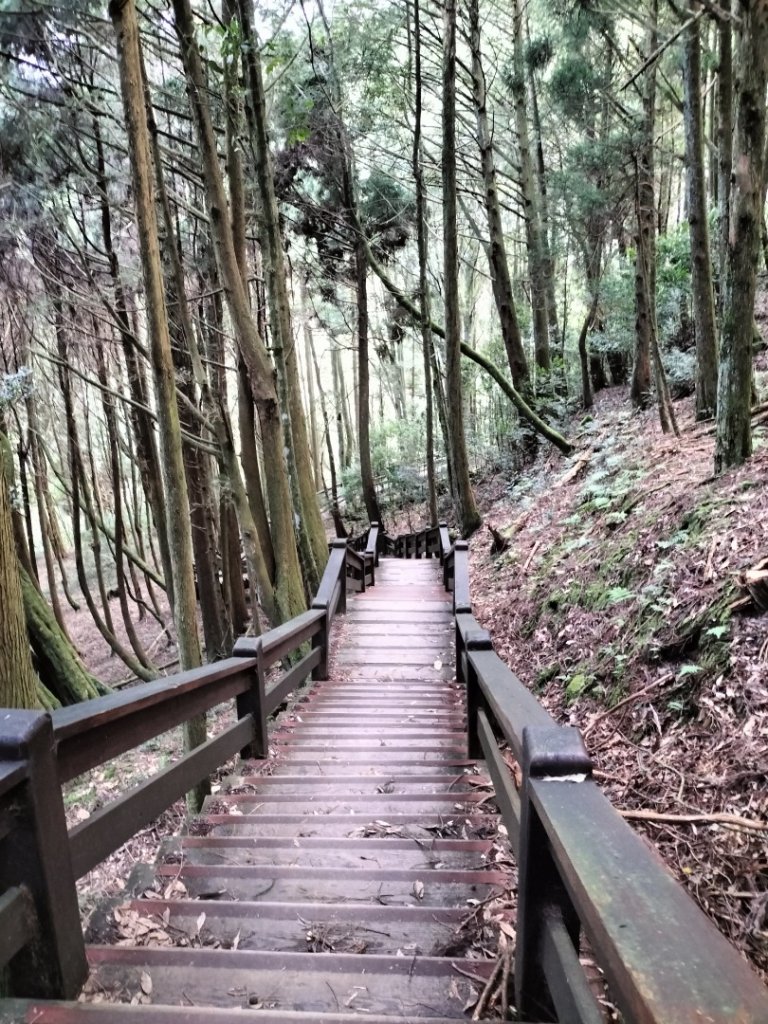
46,557,508,1021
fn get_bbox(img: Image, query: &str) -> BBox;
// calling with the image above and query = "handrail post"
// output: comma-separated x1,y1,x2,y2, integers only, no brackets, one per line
453,540,471,614
232,637,268,759
463,628,493,760
0,711,87,998
438,521,450,563
366,522,380,568
516,726,592,1021
312,538,347,679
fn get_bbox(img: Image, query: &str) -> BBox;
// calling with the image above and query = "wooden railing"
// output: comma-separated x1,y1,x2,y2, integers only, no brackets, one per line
389,525,768,1024
0,536,363,1000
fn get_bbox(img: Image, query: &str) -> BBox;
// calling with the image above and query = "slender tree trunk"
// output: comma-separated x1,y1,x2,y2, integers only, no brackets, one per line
236,0,327,580
95,341,157,671
171,0,305,621
111,0,206,808
412,0,437,527
332,342,352,470
716,4,733,302
683,5,718,419
467,0,530,392
630,7,658,409
93,116,174,607
354,239,382,524
237,357,276,583
715,0,768,471
528,56,559,346
308,327,347,537
26,381,67,634
511,0,550,376
443,0,480,535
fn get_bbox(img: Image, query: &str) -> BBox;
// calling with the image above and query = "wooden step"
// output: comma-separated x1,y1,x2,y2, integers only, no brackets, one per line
102,896,473,953
1,1001,492,1024
83,945,493,1016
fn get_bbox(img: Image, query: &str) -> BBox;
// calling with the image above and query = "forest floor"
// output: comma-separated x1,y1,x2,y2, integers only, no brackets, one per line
461,374,768,981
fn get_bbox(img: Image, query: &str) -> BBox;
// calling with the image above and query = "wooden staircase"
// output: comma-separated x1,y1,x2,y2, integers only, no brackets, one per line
3,557,508,1022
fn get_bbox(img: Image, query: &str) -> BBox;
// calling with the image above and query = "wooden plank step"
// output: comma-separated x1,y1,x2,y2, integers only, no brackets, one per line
149,865,506,905
270,740,467,753
340,632,451,644
201,794,488,817
284,712,466,723
114,897,472,955
200,812,497,840
261,760,477,776
272,730,466,743
84,945,494,1016
0,1004,509,1024
336,651,451,666
173,836,493,869
222,774,476,792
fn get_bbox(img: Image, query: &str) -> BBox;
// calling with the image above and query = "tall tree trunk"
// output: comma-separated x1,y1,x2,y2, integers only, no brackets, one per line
467,0,530,391
528,56,559,347
26,378,67,634
630,6,658,409
171,0,305,621
354,239,383,524
236,0,327,579
237,357,276,583
511,0,550,377
95,340,157,672
308,325,347,537
412,0,437,527
93,115,174,607
715,0,768,472
142,76,233,658
443,0,480,535
716,4,733,302
683,5,718,420
110,0,205,808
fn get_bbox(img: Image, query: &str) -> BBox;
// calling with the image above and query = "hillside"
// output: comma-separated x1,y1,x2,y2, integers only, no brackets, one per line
466,384,768,978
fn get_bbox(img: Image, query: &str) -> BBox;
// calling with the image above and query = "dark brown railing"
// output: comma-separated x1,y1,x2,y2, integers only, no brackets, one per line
391,524,768,1024
0,536,365,1000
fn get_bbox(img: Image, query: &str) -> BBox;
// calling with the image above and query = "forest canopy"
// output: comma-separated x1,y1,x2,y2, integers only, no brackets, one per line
0,0,765,711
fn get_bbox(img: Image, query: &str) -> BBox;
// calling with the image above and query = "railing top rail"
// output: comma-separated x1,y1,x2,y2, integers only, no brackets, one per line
531,774,768,1023
51,655,258,743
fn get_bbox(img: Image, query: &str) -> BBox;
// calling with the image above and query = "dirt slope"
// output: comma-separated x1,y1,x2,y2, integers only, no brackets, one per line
470,387,768,978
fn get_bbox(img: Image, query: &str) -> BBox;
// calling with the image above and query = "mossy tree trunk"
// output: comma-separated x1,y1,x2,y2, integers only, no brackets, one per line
0,450,41,709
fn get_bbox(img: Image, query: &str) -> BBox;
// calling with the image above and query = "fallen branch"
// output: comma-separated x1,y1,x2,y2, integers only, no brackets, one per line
619,809,768,832
357,223,574,455
554,450,592,488
583,674,675,739
471,952,505,1020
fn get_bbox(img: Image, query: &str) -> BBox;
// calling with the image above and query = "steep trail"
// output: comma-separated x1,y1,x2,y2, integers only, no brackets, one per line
10,557,509,1022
